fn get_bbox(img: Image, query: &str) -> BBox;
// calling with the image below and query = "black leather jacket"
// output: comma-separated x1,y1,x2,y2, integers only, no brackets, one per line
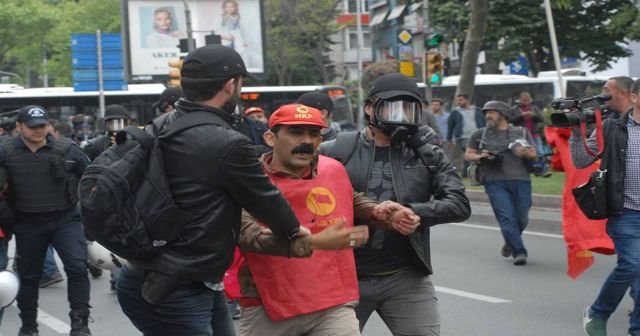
144,100,300,283
320,130,471,275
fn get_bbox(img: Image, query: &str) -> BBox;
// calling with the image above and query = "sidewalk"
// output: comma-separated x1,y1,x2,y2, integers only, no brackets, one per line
465,189,563,235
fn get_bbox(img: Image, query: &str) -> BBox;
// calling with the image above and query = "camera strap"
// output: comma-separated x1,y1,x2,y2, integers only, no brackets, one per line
579,107,605,157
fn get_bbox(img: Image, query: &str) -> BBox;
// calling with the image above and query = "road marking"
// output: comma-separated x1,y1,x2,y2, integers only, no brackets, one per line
452,223,564,239
11,304,69,334
435,286,511,303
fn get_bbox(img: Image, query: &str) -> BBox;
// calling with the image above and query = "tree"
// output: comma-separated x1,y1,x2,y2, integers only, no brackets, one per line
264,0,340,85
456,0,488,98
430,0,640,76
0,0,120,86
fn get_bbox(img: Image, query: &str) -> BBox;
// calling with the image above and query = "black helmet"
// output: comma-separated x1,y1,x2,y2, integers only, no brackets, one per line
366,73,423,143
104,104,129,121
481,101,511,118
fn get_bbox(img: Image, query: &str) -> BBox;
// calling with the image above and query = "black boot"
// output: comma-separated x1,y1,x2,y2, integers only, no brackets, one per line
19,312,39,336
17,326,39,336
69,312,92,336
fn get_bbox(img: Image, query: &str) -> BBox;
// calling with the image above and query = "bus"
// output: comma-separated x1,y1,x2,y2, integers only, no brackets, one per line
0,84,354,129
240,85,354,130
423,74,607,112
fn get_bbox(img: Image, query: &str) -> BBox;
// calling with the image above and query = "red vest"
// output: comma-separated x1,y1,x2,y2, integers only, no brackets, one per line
246,155,358,320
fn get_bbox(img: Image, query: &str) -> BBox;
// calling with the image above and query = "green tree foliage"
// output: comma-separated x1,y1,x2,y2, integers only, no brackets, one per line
0,0,120,86
430,0,640,75
264,0,340,85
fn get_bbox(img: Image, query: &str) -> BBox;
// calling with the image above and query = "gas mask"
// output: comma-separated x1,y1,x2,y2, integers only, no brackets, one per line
105,118,127,140
370,97,422,143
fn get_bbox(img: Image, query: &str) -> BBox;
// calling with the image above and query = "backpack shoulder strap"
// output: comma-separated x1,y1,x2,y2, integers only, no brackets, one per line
328,131,359,164
477,127,488,150
159,111,231,139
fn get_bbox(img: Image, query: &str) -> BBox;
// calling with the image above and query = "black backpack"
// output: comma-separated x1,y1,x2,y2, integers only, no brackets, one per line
78,111,228,260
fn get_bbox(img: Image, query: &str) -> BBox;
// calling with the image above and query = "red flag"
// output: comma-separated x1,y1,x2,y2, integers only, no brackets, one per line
545,127,614,279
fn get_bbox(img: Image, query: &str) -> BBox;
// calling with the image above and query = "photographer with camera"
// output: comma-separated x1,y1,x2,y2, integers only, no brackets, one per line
603,76,633,119
572,78,640,336
465,100,537,266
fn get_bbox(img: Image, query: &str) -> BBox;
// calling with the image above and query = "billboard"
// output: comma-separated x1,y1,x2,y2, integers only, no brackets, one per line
124,0,265,81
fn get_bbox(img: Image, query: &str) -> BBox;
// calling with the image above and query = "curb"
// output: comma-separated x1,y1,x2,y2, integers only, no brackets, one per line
464,190,563,235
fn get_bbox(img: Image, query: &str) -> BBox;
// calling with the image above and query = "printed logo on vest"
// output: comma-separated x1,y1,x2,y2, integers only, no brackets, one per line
306,186,336,216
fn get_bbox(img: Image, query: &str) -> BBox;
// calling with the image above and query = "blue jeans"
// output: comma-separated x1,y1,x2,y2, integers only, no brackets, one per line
43,245,60,277
117,265,219,336
212,290,236,336
591,209,640,333
13,208,90,325
484,180,532,257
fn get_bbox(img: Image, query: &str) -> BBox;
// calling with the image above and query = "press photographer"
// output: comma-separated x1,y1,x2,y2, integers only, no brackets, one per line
571,78,640,336
465,100,537,266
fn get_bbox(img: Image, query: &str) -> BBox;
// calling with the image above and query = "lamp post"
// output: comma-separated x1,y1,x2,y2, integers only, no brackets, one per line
182,0,195,52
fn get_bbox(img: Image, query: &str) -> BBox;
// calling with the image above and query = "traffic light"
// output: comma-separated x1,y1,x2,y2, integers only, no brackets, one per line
168,59,183,87
426,52,443,85
426,33,443,49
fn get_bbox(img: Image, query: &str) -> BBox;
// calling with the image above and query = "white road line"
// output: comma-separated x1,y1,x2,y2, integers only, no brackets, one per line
11,304,69,334
451,222,564,239
435,286,511,303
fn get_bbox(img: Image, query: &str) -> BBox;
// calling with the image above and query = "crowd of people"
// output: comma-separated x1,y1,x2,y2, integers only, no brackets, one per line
0,44,636,336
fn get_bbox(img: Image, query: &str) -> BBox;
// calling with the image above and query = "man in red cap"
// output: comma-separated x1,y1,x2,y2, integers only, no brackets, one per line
237,103,419,336
243,106,268,125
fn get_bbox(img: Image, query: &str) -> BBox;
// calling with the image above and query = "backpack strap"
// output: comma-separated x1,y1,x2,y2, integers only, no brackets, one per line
328,131,359,164
119,126,154,149
159,111,230,139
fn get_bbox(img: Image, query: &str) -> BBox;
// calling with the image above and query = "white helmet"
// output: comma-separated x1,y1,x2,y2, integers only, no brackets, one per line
0,270,19,307
87,241,126,272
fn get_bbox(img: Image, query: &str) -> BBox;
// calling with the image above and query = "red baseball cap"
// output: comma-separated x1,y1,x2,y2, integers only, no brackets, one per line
244,106,264,116
268,104,325,129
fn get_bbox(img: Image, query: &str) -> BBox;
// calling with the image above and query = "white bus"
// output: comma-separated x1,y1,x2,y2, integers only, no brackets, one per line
0,84,355,129
423,74,607,112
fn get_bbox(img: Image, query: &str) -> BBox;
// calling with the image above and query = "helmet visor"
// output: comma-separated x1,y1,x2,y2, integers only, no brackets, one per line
105,119,126,132
375,100,421,124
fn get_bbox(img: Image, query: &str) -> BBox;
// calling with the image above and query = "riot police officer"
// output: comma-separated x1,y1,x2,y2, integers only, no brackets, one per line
83,104,129,161
0,105,92,336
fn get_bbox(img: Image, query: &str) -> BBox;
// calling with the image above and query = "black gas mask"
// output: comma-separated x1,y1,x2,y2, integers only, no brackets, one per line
370,96,422,143
105,118,128,141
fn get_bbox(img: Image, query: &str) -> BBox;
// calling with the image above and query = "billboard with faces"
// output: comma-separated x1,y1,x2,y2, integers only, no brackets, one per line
124,0,265,81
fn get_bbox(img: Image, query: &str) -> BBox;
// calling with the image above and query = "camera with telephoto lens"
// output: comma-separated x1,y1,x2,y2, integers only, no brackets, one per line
550,93,611,127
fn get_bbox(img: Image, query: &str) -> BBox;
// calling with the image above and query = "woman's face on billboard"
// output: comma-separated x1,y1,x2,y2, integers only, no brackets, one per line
154,10,172,31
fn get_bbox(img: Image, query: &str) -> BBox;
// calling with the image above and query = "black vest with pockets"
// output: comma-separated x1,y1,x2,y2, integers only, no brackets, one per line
2,137,74,213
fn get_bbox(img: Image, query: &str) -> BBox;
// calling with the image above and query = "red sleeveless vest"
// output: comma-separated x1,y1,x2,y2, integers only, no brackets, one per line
246,155,359,320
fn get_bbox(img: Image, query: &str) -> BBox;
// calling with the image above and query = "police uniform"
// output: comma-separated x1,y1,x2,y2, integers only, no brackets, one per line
0,106,92,336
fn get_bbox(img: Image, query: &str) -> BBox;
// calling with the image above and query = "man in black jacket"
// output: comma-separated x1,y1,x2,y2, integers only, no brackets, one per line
116,45,308,336
572,78,640,336
320,73,471,335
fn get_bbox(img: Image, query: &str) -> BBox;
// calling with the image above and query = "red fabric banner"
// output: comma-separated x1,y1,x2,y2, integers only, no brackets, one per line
545,127,614,279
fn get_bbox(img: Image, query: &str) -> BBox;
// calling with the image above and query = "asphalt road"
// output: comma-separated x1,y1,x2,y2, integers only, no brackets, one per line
0,220,629,336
